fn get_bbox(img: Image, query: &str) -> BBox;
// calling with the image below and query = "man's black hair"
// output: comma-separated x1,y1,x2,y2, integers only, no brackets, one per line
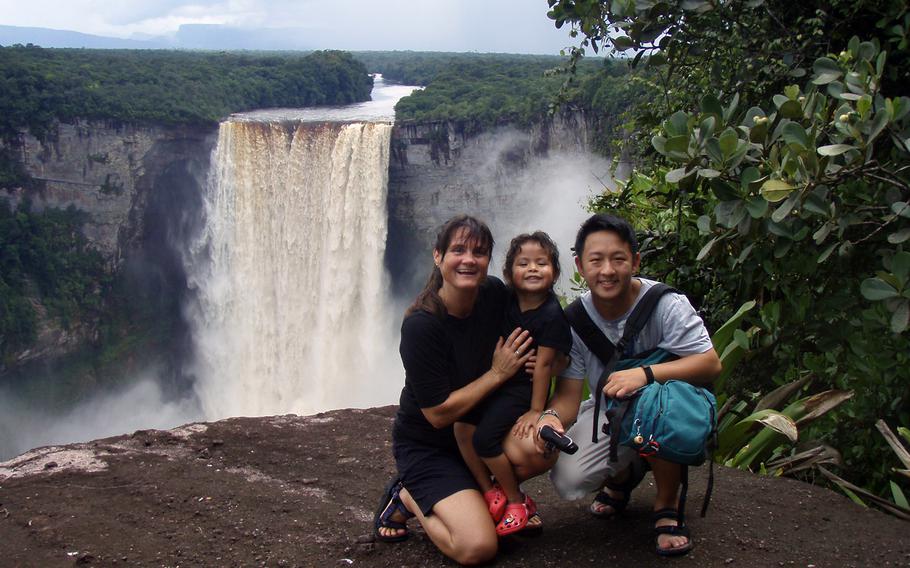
573,213,639,258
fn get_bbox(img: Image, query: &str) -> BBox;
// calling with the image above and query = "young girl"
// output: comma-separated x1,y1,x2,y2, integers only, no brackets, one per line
454,231,573,536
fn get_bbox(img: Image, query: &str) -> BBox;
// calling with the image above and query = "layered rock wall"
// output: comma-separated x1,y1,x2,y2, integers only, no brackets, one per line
1,121,216,365
385,111,605,297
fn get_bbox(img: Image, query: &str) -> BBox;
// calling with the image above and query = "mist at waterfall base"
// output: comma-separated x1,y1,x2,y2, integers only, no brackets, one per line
0,78,612,461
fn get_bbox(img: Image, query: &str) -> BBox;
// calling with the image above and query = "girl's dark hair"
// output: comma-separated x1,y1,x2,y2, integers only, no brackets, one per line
502,231,561,287
407,215,494,318
573,213,638,258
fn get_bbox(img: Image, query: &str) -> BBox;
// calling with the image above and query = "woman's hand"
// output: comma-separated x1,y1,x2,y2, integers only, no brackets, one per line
602,368,648,399
511,409,541,439
491,328,533,382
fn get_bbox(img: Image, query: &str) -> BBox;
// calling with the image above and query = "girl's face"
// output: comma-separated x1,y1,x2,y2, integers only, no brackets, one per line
509,241,555,294
433,228,491,292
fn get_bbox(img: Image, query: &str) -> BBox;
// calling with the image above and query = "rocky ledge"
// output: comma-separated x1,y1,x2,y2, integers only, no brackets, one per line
0,406,908,567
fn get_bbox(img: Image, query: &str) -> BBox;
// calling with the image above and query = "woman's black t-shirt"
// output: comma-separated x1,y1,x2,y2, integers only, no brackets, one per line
393,277,508,450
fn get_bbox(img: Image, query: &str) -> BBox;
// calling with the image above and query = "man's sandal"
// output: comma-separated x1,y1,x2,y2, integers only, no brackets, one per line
589,479,633,518
373,479,414,543
495,502,528,536
653,508,693,557
484,483,507,522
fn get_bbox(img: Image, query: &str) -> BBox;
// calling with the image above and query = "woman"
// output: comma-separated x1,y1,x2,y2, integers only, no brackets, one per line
374,215,533,565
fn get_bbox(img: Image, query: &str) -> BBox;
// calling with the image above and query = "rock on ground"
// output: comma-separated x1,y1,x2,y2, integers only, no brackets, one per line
1,406,908,567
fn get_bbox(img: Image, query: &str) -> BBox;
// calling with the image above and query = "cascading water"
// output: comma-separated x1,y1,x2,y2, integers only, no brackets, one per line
188,118,402,419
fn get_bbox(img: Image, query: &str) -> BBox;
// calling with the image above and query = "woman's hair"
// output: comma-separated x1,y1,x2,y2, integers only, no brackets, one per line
502,231,561,287
406,215,494,318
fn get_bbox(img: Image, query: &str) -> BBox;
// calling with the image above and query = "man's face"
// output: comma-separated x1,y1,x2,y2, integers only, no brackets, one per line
574,230,641,306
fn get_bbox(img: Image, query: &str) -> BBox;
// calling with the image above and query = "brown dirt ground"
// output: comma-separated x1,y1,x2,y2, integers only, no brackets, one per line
1,406,908,568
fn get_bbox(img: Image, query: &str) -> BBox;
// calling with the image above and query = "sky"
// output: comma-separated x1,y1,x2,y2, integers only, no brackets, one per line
0,0,580,54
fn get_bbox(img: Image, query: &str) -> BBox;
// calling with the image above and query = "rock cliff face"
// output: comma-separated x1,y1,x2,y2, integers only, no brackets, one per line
5,120,216,263
385,111,607,296
1,121,216,365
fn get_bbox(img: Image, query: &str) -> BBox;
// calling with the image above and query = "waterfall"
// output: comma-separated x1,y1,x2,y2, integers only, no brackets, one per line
188,119,399,419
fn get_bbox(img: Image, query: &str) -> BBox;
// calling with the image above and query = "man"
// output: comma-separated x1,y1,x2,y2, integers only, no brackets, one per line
529,213,721,556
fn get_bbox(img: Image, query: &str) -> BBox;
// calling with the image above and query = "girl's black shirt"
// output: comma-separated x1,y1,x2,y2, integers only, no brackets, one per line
393,277,508,450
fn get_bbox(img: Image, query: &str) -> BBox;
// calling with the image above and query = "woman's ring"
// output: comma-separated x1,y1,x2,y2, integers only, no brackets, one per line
515,349,521,355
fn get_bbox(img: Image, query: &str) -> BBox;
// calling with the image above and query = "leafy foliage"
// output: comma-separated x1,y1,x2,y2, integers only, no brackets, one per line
548,0,910,505
0,46,373,141
355,51,630,131
0,199,107,361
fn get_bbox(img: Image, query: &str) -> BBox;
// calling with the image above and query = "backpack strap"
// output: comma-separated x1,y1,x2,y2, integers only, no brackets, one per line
565,282,679,444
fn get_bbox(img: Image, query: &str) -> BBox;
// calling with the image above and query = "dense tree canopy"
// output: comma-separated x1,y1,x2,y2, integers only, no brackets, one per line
547,0,910,510
356,51,629,130
0,46,373,140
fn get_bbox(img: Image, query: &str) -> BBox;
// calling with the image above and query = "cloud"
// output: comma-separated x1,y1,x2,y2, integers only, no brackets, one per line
0,0,577,54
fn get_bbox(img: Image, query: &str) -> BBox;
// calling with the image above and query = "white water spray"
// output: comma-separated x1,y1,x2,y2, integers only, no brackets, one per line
188,119,401,419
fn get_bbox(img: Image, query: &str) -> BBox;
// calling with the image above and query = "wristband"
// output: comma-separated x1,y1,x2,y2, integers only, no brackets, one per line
642,365,655,384
537,409,560,422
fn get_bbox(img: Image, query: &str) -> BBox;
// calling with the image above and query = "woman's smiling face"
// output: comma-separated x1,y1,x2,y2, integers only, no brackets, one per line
434,227,491,291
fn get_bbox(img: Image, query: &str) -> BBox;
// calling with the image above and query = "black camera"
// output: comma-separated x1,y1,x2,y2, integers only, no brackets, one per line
539,425,578,454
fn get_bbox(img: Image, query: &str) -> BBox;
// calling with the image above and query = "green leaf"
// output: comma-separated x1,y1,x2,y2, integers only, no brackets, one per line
861,278,899,301
697,236,719,261
827,81,845,99
711,300,757,354
701,94,724,119
812,57,843,85
745,196,769,219
782,122,809,149
891,300,909,333
696,215,712,234
891,481,909,509
892,202,910,218
665,167,690,183
711,180,741,201
666,111,690,137
818,144,856,156
784,85,800,100
718,127,739,158
892,251,910,280
706,138,724,164
889,228,910,244
869,110,890,145
612,35,635,51
652,135,667,155
779,100,803,119
665,135,690,156
740,167,761,191
762,179,795,203
804,189,829,216
817,242,838,263
772,193,799,223
813,223,832,244
857,41,877,61
697,168,721,178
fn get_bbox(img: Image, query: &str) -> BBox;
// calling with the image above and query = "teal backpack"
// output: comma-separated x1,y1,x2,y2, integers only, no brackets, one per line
564,283,717,520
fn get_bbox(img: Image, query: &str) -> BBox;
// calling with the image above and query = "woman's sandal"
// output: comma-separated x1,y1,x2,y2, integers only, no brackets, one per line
484,483,507,522
652,508,693,557
373,479,414,543
495,502,528,536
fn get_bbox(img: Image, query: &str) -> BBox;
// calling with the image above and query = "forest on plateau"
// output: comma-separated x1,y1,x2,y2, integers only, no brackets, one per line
545,0,910,518
356,51,631,135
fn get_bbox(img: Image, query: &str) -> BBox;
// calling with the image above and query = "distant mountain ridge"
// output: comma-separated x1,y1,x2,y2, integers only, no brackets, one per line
0,25,167,49
0,23,318,51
